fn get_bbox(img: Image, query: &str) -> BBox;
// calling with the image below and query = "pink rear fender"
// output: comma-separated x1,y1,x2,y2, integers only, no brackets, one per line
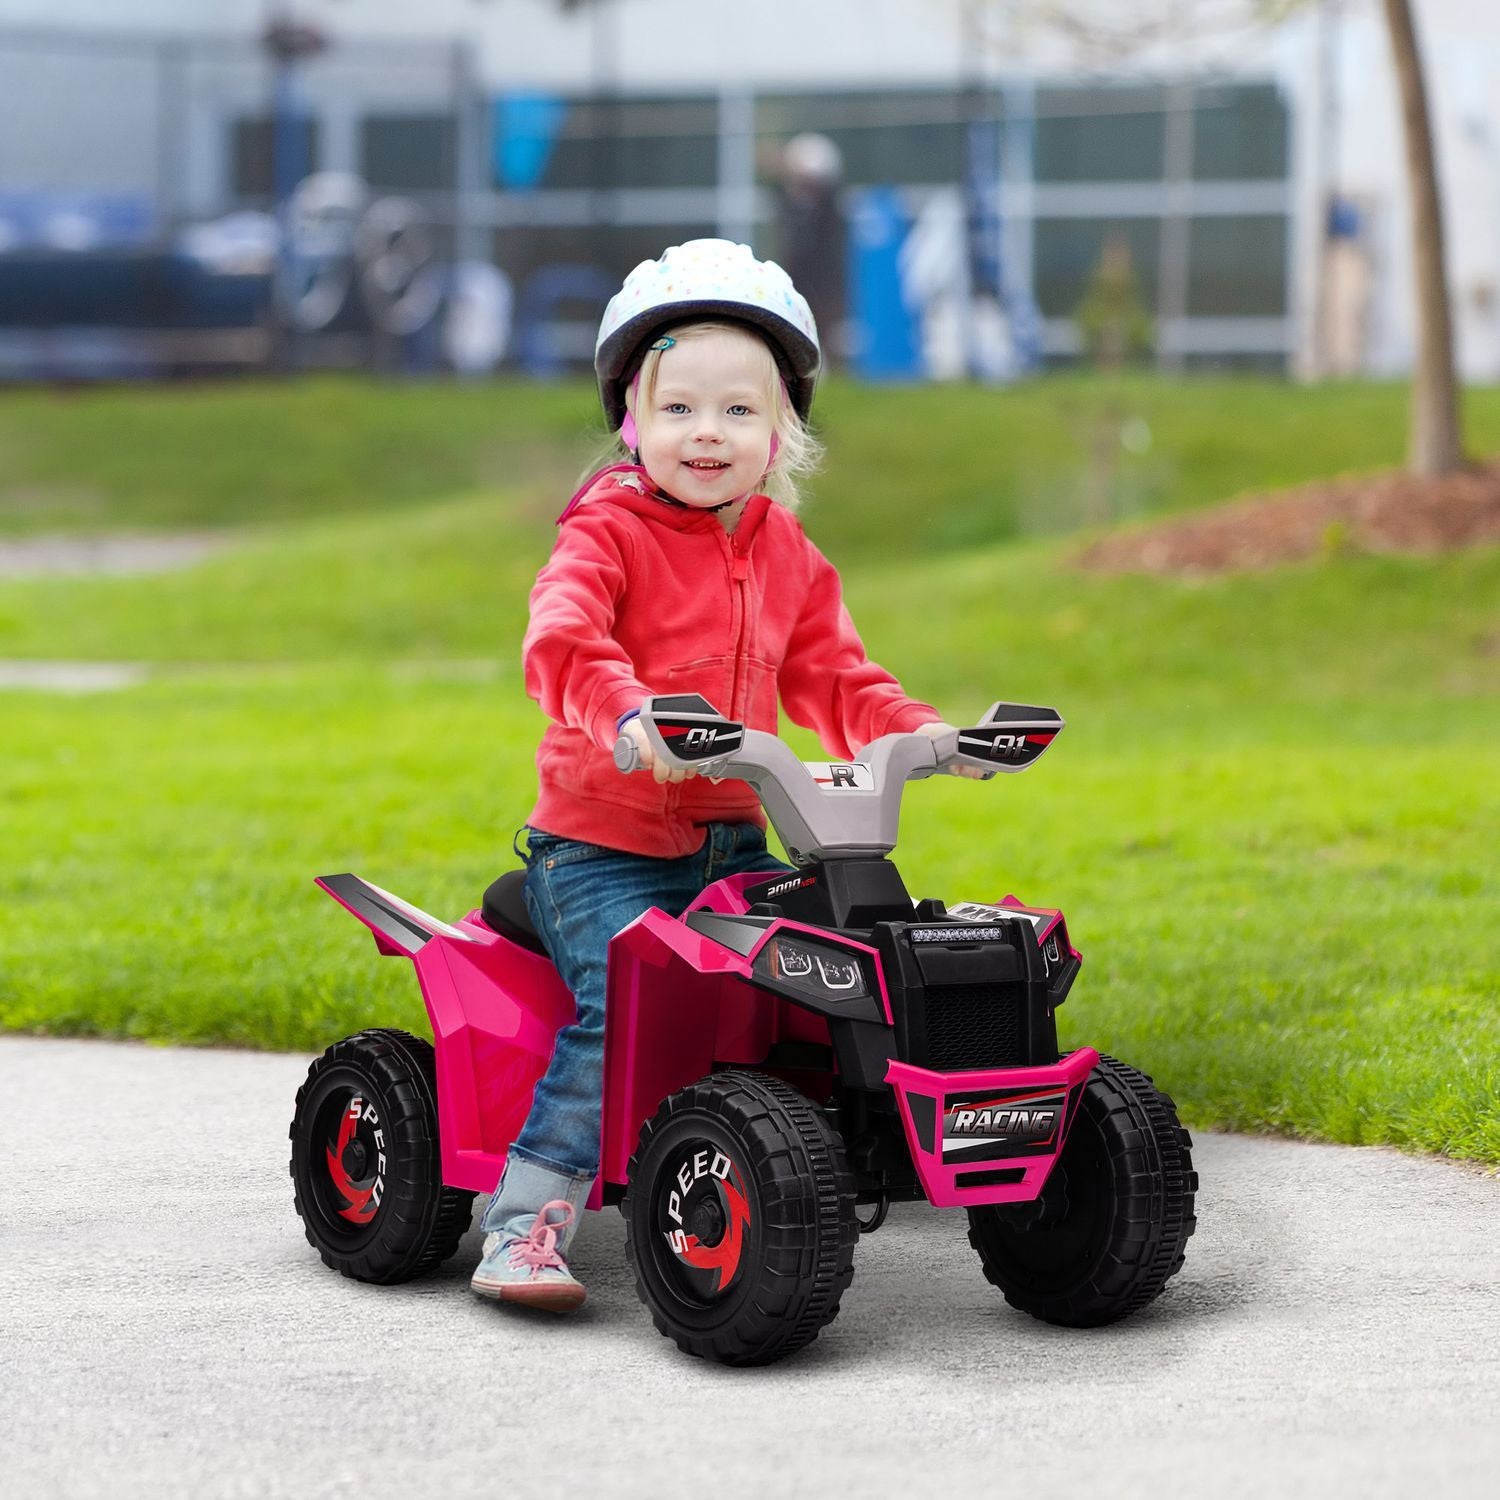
315,874,575,1199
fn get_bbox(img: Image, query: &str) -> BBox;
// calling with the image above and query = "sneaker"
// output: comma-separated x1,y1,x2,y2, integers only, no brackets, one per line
470,1199,586,1312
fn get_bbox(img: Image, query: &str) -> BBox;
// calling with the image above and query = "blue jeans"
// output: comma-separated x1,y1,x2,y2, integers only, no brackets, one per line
509,821,792,1180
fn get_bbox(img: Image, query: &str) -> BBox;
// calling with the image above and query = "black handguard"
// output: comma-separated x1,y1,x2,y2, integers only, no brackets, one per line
953,703,1065,775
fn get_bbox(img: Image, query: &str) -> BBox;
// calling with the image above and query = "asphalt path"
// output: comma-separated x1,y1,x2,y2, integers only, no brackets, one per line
3,1035,1498,1499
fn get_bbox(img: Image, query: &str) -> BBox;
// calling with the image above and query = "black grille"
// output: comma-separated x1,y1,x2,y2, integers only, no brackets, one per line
918,982,1025,1070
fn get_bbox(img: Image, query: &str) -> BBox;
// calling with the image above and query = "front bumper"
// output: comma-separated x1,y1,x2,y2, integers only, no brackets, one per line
884,1047,1100,1208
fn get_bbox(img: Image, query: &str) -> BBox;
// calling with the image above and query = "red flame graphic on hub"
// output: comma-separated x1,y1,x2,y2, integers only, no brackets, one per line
325,1098,378,1224
677,1178,752,1292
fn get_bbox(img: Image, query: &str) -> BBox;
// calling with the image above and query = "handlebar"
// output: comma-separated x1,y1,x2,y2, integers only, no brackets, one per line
610,695,1063,864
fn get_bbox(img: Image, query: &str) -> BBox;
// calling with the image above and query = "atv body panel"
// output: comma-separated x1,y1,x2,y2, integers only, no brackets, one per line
318,860,1094,1214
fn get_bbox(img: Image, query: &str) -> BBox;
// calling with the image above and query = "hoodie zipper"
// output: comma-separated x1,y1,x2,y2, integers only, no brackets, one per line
726,533,752,718
667,524,750,825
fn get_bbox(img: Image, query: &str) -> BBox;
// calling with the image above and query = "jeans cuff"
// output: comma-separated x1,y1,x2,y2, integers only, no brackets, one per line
480,1148,594,1250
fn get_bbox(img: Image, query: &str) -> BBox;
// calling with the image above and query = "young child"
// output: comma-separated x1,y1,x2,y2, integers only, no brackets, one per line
471,238,967,1311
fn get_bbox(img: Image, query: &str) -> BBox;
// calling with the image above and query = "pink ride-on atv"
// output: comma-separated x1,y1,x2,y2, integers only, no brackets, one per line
291,696,1197,1366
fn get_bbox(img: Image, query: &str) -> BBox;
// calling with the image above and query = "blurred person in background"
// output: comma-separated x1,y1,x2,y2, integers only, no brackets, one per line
776,133,848,368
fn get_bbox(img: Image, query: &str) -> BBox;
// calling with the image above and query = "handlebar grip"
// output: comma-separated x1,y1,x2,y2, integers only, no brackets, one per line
613,734,642,773
938,762,996,781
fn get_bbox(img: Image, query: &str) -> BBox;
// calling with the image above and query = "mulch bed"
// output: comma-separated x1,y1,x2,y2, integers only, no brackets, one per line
1073,461,1500,576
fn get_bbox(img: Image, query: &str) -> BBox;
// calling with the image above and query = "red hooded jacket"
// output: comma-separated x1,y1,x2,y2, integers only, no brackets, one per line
523,469,939,858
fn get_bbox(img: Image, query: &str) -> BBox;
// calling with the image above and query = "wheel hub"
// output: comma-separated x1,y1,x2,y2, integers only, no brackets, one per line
686,1196,726,1245
318,1091,382,1227
652,1135,755,1300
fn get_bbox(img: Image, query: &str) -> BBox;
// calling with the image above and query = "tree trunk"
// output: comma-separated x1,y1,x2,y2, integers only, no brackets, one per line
1381,0,1463,476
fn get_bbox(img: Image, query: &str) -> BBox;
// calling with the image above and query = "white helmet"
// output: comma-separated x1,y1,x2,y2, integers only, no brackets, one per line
594,238,820,431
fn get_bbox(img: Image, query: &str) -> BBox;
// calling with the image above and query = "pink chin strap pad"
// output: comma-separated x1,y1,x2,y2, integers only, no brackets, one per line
621,368,643,451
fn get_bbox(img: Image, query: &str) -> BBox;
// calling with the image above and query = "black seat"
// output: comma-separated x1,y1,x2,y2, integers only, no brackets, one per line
481,870,549,956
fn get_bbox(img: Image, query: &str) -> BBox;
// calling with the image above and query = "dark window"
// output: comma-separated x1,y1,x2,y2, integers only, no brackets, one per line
1192,83,1288,180
1032,218,1161,318
1034,87,1166,183
361,115,456,192
1182,350,1288,373
231,116,321,199
1185,215,1287,315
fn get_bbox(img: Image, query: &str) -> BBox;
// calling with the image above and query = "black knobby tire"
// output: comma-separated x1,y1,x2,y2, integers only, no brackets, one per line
967,1055,1198,1327
289,1028,475,1284
624,1070,858,1366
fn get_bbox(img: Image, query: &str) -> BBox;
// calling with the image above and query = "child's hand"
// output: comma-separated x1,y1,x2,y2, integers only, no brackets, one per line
622,717,701,785
915,720,989,779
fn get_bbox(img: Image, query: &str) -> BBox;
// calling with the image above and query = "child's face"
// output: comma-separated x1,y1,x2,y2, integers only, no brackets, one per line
635,329,776,508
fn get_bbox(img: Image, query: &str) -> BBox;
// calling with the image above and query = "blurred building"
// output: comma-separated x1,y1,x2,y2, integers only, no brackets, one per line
0,0,1494,382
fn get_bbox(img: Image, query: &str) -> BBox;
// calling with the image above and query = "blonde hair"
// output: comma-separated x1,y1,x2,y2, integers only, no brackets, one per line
617,319,823,511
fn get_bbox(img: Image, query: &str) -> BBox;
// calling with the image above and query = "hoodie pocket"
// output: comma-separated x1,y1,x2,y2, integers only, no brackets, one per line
664,654,776,726
662,656,735,716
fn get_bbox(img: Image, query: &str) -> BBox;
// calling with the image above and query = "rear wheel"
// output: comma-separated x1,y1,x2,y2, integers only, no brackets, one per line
289,1028,475,1284
967,1055,1197,1326
624,1070,857,1366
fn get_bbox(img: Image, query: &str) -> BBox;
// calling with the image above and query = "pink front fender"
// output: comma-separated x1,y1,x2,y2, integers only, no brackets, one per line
598,906,754,1188
886,1048,1100,1209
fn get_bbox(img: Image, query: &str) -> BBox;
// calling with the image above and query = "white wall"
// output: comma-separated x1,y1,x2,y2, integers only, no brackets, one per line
0,0,989,87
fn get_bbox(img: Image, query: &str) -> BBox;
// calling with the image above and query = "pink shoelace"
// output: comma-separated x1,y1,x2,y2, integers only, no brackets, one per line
507,1199,576,1277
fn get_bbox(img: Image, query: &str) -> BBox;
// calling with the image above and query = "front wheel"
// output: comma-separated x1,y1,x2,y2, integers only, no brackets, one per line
290,1028,475,1284
967,1055,1198,1327
624,1070,857,1366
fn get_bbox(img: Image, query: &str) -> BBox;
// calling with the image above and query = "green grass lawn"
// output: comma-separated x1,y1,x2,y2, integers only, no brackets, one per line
8,372,1500,555
1,376,1496,1163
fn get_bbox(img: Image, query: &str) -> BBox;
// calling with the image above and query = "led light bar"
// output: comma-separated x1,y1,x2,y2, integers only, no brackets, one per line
908,926,1008,943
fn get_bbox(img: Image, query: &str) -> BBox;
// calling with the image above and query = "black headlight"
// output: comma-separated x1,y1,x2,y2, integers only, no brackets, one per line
754,934,870,1003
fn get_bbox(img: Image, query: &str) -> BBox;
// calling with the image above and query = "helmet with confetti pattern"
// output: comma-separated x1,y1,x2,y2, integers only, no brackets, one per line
594,238,821,431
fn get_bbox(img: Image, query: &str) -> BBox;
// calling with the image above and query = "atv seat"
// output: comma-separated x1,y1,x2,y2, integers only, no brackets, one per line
481,870,549,957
